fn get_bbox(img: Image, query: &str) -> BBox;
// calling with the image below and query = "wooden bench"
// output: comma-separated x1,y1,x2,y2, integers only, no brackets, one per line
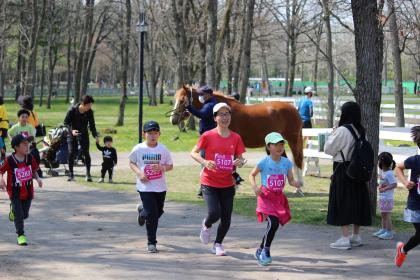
302,128,419,177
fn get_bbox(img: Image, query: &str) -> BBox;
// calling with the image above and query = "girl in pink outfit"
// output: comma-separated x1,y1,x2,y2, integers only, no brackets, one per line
249,132,301,266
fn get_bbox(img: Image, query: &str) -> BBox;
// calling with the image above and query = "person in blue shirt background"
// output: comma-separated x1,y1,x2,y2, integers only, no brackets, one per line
297,87,314,128
185,85,217,135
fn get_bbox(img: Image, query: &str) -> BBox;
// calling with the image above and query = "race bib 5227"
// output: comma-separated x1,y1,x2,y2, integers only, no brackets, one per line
144,164,162,180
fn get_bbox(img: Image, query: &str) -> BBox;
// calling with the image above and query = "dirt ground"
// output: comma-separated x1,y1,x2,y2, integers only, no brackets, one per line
0,153,419,279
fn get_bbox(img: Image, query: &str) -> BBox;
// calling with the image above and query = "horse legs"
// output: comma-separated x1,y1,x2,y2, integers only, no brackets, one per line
288,130,304,188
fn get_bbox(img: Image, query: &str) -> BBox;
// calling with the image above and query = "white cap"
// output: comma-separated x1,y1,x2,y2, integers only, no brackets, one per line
304,87,314,94
213,102,231,114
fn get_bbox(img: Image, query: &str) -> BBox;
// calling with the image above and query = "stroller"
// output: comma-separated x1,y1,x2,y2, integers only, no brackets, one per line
39,125,70,176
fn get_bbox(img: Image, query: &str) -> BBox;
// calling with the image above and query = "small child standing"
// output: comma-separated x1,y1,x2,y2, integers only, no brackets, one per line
96,136,117,183
394,126,420,267
128,121,173,253
249,132,302,266
373,152,397,240
0,134,43,246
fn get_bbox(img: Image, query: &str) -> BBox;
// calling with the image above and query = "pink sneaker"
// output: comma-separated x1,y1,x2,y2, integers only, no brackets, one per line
200,219,211,244
211,243,226,256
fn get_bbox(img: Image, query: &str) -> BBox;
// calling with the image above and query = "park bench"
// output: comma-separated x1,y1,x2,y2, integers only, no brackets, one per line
302,128,419,177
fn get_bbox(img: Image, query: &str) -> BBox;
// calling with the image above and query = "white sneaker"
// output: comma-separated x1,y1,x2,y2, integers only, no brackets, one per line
350,235,363,247
97,178,104,183
211,243,226,256
330,237,351,250
200,219,211,244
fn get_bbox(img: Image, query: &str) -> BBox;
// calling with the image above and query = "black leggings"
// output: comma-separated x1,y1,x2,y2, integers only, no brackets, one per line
403,223,420,253
202,185,235,244
68,135,91,176
260,215,280,249
139,191,166,245
101,163,114,179
11,198,32,236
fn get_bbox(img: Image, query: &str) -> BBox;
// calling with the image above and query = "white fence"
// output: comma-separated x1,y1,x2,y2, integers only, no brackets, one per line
246,96,420,127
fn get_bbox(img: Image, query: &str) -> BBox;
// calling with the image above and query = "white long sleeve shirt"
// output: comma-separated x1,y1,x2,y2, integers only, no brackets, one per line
324,124,360,162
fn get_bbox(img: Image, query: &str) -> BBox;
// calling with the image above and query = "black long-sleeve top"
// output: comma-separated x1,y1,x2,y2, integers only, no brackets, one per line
96,143,117,166
64,104,98,138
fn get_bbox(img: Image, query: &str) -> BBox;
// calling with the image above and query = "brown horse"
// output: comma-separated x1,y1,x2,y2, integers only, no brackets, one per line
170,85,304,181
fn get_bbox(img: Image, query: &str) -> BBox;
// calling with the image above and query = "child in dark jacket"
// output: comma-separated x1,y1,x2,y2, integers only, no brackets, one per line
96,136,117,183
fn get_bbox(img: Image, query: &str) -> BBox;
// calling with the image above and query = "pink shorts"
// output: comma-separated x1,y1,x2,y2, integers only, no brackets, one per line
379,199,394,213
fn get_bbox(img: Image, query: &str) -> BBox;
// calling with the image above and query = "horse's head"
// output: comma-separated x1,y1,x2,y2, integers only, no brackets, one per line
169,85,201,125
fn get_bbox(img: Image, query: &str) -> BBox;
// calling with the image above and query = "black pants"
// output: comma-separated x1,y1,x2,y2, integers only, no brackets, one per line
404,223,420,253
202,185,235,244
68,135,91,176
302,120,312,128
101,163,114,179
260,215,280,249
11,198,32,236
139,191,166,245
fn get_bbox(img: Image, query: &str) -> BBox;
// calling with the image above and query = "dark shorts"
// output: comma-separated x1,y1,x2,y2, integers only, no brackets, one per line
302,120,312,128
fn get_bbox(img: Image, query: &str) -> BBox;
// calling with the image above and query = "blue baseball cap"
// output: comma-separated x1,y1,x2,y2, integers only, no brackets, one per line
143,121,160,132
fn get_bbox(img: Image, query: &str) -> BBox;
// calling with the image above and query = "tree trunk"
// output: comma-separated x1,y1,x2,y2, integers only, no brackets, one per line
171,0,188,88
232,0,245,94
215,0,234,90
117,0,131,126
321,0,335,128
287,34,296,96
74,0,94,103
205,0,217,88
259,41,271,96
66,34,72,103
239,0,255,103
24,0,47,97
351,0,384,221
312,22,322,92
388,0,405,127
39,48,47,106
383,39,388,86
159,67,166,104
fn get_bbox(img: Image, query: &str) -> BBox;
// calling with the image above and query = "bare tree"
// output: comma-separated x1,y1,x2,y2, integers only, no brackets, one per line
239,0,256,103
205,0,217,88
351,0,384,219
117,0,131,126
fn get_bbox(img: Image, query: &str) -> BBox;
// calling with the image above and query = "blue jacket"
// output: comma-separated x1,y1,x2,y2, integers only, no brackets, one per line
187,97,217,135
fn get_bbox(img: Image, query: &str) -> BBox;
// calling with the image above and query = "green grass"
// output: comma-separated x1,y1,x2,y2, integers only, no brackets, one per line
4,96,200,152
81,163,414,232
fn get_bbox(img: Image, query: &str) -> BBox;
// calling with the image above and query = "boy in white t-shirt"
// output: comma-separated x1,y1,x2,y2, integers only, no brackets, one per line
128,121,173,253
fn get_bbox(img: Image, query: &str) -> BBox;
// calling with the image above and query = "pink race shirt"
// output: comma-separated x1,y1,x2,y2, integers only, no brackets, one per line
196,128,246,188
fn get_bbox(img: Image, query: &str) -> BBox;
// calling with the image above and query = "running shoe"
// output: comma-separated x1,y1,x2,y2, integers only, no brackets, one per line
211,243,226,256
258,248,272,266
147,244,158,253
350,235,363,247
394,242,406,267
85,176,92,182
373,228,386,237
200,219,211,244
97,178,104,183
378,231,394,240
330,237,351,250
17,235,27,246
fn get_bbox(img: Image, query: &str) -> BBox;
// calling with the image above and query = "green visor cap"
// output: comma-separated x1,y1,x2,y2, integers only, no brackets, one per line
265,132,287,145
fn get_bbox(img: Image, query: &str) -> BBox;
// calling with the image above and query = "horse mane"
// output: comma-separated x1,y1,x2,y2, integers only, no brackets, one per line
212,91,241,105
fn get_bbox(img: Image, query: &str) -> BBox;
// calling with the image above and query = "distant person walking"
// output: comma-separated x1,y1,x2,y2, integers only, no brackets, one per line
297,87,314,128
